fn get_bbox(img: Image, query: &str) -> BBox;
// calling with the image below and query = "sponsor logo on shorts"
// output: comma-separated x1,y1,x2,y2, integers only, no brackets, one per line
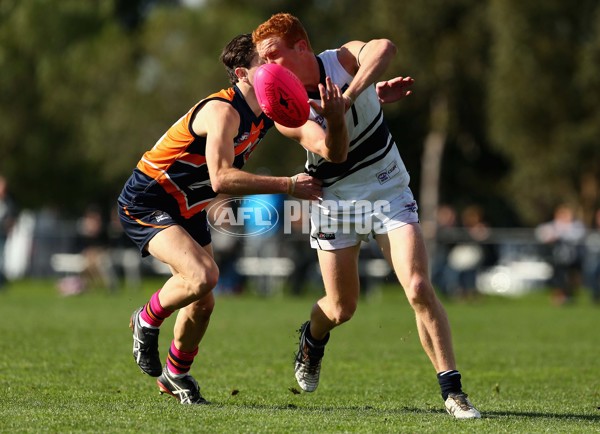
153,211,170,223
376,161,399,184
404,201,418,213
316,232,336,240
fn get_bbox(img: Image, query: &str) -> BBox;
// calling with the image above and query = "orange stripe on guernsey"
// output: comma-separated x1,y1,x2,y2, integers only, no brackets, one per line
136,127,196,176
178,152,207,167
140,160,208,219
135,101,208,219
169,182,209,218
138,155,207,218
133,87,270,219
123,206,170,229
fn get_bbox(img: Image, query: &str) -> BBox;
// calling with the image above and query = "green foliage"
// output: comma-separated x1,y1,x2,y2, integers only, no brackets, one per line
0,280,599,432
1,1,599,224
0,1,124,210
488,0,600,223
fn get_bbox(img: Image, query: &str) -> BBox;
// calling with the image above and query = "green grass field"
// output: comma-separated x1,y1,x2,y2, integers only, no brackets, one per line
0,279,598,433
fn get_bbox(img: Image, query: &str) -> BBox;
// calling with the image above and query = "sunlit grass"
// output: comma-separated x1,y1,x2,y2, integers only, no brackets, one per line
0,280,598,433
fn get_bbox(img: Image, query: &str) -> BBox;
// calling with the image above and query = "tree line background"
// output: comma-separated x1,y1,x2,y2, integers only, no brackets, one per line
1,0,599,228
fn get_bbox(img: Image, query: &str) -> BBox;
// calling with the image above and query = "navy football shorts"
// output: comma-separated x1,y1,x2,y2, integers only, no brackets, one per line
117,202,211,257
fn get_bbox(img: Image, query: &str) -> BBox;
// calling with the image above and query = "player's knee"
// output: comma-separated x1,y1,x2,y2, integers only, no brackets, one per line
405,278,436,307
330,301,357,325
184,263,220,299
203,265,220,292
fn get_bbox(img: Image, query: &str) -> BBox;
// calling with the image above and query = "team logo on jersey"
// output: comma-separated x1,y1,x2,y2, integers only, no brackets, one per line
376,160,399,184
236,132,250,144
238,123,263,162
243,141,258,162
314,114,325,128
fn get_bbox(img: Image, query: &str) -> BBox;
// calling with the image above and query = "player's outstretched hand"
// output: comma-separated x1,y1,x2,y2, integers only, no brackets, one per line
309,76,345,122
290,173,322,200
376,76,414,104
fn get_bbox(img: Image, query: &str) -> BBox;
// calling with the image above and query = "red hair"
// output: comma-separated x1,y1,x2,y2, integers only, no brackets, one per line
252,13,312,51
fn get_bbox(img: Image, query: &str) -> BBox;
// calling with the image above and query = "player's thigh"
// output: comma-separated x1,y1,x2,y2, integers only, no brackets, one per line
148,225,216,276
376,222,430,289
317,243,362,301
165,242,215,277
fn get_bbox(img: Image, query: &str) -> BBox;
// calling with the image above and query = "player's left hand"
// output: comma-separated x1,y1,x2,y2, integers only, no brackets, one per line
290,173,322,201
376,76,414,104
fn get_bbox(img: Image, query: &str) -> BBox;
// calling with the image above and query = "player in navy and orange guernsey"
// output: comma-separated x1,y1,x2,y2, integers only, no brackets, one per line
118,33,346,404
253,14,481,418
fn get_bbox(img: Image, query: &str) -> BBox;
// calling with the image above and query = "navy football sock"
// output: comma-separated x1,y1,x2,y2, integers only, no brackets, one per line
304,322,330,350
437,370,463,401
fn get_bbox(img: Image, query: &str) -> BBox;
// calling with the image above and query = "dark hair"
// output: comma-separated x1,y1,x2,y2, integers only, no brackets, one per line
220,33,256,86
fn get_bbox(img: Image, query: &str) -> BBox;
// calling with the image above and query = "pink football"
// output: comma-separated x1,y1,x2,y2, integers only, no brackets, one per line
254,64,309,128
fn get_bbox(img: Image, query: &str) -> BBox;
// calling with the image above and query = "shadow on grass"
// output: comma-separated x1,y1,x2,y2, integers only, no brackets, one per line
212,402,446,415
215,402,600,422
479,410,600,422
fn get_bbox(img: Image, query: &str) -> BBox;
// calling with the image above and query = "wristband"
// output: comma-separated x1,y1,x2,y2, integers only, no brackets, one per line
287,176,297,195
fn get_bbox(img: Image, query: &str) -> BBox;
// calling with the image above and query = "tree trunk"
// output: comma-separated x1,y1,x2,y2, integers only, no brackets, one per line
420,95,448,264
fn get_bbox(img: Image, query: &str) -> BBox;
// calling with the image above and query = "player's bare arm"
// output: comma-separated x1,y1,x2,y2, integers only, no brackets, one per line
200,101,321,200
276,76,348,163
337,39,397,105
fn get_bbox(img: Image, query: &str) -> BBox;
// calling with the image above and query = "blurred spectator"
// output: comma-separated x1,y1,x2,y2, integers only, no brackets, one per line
74,205,117,292
446,205,493,300
535,204,585,305
107,205,142,290
32,206,64,277
583,209,600,305
0,175,18,289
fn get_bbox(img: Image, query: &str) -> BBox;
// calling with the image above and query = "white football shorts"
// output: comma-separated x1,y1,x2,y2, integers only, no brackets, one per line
309,186,419,250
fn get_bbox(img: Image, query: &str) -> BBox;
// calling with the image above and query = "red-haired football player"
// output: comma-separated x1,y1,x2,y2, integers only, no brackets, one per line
253,13,480,419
